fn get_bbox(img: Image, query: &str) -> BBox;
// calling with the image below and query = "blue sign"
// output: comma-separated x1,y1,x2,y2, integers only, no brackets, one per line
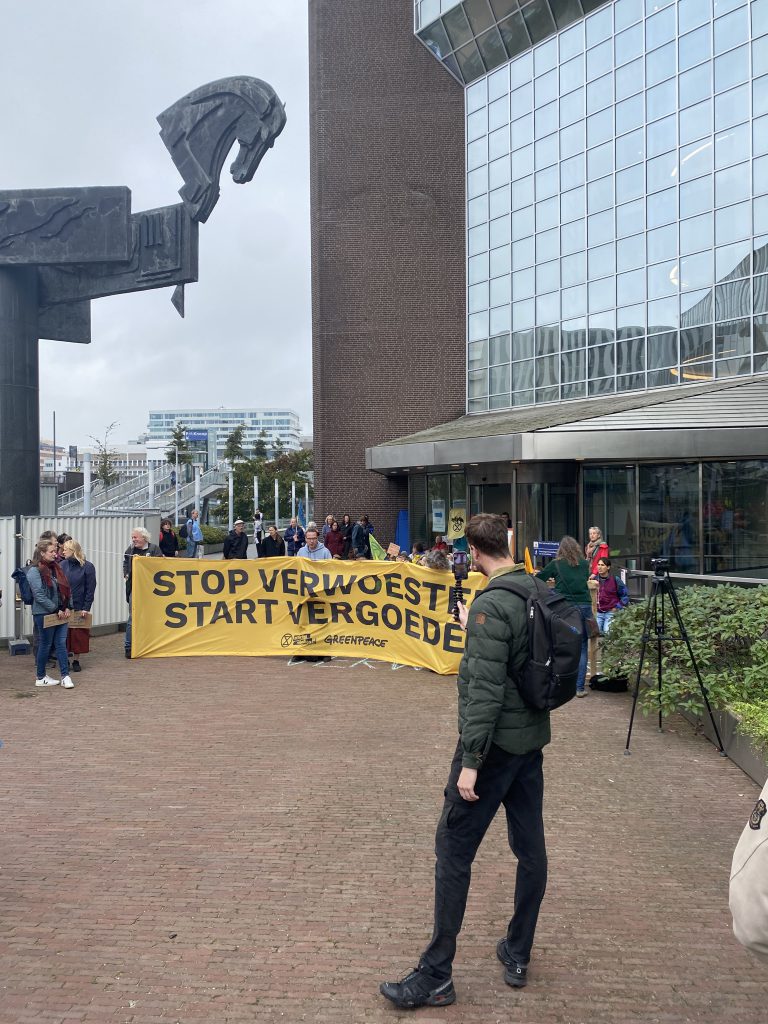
185,430,208,442
533,540,560,558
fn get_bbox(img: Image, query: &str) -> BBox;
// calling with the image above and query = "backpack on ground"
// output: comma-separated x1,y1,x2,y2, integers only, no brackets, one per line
179,523,188,540
483,574,583,711
11,566,34,606
589,673,629,693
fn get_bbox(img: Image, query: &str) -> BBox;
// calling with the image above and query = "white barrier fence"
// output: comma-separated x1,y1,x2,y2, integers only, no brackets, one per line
1,513,160,644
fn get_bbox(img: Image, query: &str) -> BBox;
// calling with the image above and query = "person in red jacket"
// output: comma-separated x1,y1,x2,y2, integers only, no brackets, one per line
585,526,609,575
324,520,345,558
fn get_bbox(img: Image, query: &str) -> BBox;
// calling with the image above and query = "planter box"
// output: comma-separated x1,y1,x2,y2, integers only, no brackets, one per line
681,706,767,786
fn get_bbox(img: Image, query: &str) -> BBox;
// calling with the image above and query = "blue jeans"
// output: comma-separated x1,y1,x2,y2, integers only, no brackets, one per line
576,604,594,691
33,615,68,678
596,610,615,634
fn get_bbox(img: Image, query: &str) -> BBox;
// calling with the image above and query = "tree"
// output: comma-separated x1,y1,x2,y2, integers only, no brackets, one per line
217,446,313,523
89,422,119,490
253,429,268,460
166,421,192,467
223,423,248,463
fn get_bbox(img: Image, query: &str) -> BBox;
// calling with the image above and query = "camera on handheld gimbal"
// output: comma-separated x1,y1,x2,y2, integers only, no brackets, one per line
450,551,469,621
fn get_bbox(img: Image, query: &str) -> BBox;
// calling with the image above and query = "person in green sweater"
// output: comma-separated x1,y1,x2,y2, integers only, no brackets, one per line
537,535,594,696
380,514,550,1010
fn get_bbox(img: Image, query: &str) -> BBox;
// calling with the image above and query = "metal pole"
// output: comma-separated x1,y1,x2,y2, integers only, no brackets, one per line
304,481,309,524
52,410,57,511
148,461,155,509
254,476,259,514
83,451,92,514
274,478,279,524
228,467,234,531
194,464,201,515
291,480,296,519
174,447,179,525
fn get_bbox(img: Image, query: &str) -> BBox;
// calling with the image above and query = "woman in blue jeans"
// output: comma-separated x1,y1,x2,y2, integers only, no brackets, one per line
536,535,594,696
26,538,73,688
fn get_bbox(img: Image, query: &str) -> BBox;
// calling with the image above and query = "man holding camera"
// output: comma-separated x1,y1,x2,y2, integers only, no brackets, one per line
380,513,550,1010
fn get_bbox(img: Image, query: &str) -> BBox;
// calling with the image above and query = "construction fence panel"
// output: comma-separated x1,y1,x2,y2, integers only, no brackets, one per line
0,516,16,642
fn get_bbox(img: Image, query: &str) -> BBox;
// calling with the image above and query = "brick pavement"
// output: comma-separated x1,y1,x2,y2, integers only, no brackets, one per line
1,639,766,1024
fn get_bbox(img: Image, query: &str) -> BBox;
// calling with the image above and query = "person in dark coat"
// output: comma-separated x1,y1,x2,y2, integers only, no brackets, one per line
324,520,345,558
158,518,180,557
284,517,305,556
351,517,368,558
60,538,97,672
223,519,250,559
261,524,286,557
338,513,354,558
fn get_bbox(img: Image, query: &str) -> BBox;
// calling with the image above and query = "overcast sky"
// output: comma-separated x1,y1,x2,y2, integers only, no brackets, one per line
0,0,310,449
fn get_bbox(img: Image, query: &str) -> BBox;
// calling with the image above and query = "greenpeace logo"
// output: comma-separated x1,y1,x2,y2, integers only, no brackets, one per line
324,635,388,648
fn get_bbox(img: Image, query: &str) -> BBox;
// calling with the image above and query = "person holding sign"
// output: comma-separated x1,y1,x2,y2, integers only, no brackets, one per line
380,514,549,1010
60,539,97,673
27,539,73,688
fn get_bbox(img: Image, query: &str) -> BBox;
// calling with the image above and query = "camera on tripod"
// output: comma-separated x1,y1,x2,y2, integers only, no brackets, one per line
650,557,669,576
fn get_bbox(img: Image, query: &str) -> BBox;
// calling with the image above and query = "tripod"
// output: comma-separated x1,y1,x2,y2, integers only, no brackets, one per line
625,565,726,755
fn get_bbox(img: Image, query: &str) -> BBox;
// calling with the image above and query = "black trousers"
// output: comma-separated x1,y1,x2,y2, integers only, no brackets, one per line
418,741,547,981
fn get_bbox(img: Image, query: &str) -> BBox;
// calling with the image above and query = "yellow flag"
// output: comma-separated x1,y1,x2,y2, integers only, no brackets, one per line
524,547,534,574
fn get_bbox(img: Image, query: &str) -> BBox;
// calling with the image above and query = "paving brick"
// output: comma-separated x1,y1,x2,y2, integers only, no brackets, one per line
0,638,766,1022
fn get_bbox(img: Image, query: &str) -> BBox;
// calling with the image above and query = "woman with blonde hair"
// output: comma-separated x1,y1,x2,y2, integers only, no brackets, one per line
537,535,594,697
60,538,97,673
585,525,610,575
27,538,73,687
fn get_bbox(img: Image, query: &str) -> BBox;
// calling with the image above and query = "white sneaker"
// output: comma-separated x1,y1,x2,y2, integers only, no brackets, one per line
60,675,75,689
35,676,60,687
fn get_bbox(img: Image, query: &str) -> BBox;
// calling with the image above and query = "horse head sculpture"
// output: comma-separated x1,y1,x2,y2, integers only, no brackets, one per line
158,76,286,224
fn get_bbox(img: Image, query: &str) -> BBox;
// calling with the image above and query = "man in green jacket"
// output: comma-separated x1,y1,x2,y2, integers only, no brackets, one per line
380,514,550,1010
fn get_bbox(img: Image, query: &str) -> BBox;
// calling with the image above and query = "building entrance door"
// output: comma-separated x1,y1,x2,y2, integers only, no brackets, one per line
515,479,577,561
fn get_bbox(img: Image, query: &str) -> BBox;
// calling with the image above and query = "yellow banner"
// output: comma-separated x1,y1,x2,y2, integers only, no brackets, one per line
132,557,486,675
446,507,467,540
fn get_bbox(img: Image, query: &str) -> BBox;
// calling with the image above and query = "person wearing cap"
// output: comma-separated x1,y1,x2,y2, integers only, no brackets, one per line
223,519,249,559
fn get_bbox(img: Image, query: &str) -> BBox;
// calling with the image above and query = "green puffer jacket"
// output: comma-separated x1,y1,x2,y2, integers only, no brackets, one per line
458,567,551,768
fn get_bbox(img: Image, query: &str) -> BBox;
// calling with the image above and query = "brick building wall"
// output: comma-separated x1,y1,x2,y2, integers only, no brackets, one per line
309,0,466,543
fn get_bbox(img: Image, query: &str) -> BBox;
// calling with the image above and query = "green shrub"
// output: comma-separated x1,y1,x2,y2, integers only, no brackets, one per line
174,524,228,544
601,584,768,750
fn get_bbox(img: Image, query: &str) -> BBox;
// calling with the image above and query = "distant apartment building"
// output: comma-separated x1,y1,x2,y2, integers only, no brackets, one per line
147,408,302,459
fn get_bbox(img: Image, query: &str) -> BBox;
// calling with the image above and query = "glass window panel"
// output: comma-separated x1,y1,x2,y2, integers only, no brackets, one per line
561,253,586,288
755,0,768,36
466,81,488,117
511,175,534,209
511,83,533,117
559,19,584,59
615,0,643,32
755,114,768,157
679,63,714,109
535,101,559,141
716,201,752,244
617,233,646,271
587,39,613,81
512,297,535,329
589,312,616,336
490,332,511,365
489,154,511,189
679,99,712,146
491,308,513,344
561,219,586,255
647,150,678,193
588,242,616,279
488,62,511,101
616,163,645,203
509,50,533,91
468,107,488,143
680,251,714,290
647,115,677,159
616,371,646,391
715,162,751,208
489,95,510,132
536,258,560,293
715,84,749,132
755,312,768,351
560,184,585,223
455,40,486,82
489,393,511,410
536,324,560,355
647,187,677,229
467,138,487,170
535,133,559,168
512,206,535,238
513,266,535,299
465,0,495,34
588,342,616,377
716,280,752,319
512,237,535,271
756,195,768,235
680,324,713,361
616,23,644,66
715,317,751,358
588,141,614,179
616,93,645,135
715,46,749,93
646,42,676,88
535,354,559,387
469,310,489,340
535,197,559,233
468,223,489,256
648,331,678,368
616,127,645,168
512,329,535,360
617,303,647,339
489,125,510,161
511,144,533,180
648,261,678,299
468,368,488,400
615,58,643,101
716,123,750,170
714,7,750,56
679,0,708,34
615,335,645,374
490,243,512,277
646,78,677,120
533,35,558,74
715,354,751,377
646,4,676,49
560,121,586,159
648,296,679,331
468,339,489,370
587,108,613,149
589,276,615,312
535,69,559,107
560,153,585,189
588,175,614,213
560,88,584,127
562,283,588,317
468,252,489,285
680,175,713,219
469,281,490,313
618,267,647,304
490,213,511,248
534,165,558,202
468,166,489,199
468,195,489,228
586,4,612,46
679,25,712,72
443,4,473,48
561,348,586,381
680,138,714,181
561,321,588,348
680,212,714,255
617,197,646,236
489,184,511,219
490,363,511,395
648,223,677,263
588,209,614,246
588,376,617,395
490,274,512,307
536,291,560,323
716,240,751,281
536,227,559,262
680,285,712,326
754,75,768,119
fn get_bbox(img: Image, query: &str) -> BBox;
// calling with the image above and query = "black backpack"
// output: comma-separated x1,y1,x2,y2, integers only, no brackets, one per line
483,574,583,711
11,566,34,605
179,523,188,540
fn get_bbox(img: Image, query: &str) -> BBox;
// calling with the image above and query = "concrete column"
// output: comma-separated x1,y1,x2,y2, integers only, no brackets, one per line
0,268,39,515
148,462,155,508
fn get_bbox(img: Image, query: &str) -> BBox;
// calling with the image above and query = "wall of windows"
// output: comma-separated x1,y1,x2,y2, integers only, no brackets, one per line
465,0,768,411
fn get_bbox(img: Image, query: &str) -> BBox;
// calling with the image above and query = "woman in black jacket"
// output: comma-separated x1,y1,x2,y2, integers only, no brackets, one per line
60,538,97,672
338,513,354,559
158,518,180,557
261,524,286,557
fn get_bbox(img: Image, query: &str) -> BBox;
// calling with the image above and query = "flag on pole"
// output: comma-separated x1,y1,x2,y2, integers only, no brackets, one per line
297,498,306,528
524,547,534,574
369,534,388,561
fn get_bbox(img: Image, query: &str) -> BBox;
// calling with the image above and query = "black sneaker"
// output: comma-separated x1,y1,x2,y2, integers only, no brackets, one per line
496,938,528,988
71,660,81,672
379,968,456,1009
125,649,131,659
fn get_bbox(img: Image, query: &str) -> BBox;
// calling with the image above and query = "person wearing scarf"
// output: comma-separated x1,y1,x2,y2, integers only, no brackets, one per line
26,538,74,688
